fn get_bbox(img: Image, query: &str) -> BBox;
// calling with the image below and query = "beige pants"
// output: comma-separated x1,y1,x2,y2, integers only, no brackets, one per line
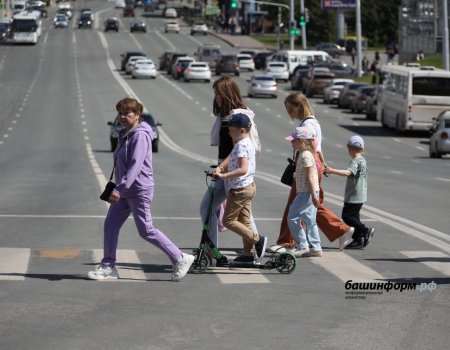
223,183,259,256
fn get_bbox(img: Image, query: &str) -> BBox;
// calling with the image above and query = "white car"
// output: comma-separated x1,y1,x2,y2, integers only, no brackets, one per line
165,21,180,33
125,55,147,74
429,110,450,158
265,62,289,82
323,78,355,104
132,59,157,79
164,8,177,18
237,54,255,71
184,62,211,83
53,13,68,24
248,75,277,98
115,0,125,8
191,23,208,35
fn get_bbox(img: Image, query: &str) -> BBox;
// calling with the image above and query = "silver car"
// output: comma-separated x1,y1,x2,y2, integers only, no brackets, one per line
429,110,450,158
247,75,277,98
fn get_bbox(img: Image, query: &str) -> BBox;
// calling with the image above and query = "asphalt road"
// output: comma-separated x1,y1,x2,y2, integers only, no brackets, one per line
0,2,449,349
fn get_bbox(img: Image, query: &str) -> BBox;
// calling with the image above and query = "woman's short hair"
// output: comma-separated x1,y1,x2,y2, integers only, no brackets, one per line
116,97,144,114
213,76,246,117
284,92,314,119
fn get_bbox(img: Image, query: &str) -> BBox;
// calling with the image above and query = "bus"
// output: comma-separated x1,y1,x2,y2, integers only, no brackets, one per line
377,64,450,133
11,10,42,44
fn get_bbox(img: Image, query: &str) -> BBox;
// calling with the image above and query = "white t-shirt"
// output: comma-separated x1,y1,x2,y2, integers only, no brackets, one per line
296,116,322,152
226,137,255,192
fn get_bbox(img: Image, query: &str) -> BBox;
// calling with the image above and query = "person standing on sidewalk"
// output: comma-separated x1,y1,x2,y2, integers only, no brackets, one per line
88,98,194,281
269,93,354,253
325,135,375,249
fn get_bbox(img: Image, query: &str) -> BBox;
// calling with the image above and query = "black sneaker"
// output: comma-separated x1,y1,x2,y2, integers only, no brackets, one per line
233,255,255,263
254,236,268,262
345,239,364,249
216,256,229,267
363,228,375,247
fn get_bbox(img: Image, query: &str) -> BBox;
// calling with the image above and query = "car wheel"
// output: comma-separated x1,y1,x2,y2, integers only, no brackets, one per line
152,140,159,153
429,144,436,158
381,110,388,128
248,93,253,98
132,75,136,79
215,71,220,76
205,80,210,83
435,142,442,158
235,72,240,76
204,32,207,36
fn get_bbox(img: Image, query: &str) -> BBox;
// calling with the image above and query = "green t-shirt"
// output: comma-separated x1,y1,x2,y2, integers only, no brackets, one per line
344,156,367,203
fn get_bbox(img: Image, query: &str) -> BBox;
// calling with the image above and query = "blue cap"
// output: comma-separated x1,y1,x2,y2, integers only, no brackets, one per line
228,113,252,128
347,135,364,149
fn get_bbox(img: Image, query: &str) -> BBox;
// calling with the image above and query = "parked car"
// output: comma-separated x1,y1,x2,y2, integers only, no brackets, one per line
130,20,146,33
254,51,273,70
78,13,93,29
123,4,135,17
314,43,346,58
265,62,289,82
171,57,195,80
108,113,161,152
131,59,157,79
247,75,277,98
429,110,450,158
290,67,310,91
304,68,335,97
338,82,368,109
104,17,120,32
237,54,255,71
351,85,376,113
215,55,239,76
191,23,208,35
166,52,188,74
323,78,355,104
365,86,379,120
164,8,177,18
165,21,180,33
184,62,211,82
159,51,174,71
121,51,146,71
126,55,147,74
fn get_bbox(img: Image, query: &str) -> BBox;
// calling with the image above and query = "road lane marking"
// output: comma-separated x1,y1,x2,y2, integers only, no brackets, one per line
0,248,31,281
311,251,383,282
434,177,450,182
400,251,450,276
389,170,403,174
92,249,147,282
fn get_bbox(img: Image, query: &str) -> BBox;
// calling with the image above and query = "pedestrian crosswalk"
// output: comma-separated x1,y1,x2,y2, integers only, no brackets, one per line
1,247,449,284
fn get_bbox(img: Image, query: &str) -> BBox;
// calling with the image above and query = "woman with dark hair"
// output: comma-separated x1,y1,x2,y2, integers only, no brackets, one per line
199,77,261,264
269,92,354,254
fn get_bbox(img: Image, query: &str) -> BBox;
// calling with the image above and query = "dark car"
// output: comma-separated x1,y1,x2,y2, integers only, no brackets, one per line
158,51,174,71
254,51,273,70
172,58,194,80
130,21,146,33
304,70,335,97
351,85,376,113
215,55,239,76
290,67,309,91
123,5,135,17
338,82,369,109
365,86,380,120
108,113,162,152
121,51,146,71
314,43,346,58
104,17,119,32
0,21,11,41
78,13,93,29
166,52,188,74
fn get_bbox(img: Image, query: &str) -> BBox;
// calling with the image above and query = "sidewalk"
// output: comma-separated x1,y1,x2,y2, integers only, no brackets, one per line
209,33,268,50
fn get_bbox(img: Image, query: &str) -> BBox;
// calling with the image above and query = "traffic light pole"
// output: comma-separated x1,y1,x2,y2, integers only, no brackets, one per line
300,0,307,49
238,0,294,50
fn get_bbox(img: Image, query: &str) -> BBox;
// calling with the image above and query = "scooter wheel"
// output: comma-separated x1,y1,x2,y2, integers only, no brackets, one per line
275,253,296,274
190,252,211,274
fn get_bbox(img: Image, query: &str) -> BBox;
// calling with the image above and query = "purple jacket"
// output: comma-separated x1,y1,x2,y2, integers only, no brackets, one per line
114,122,154,197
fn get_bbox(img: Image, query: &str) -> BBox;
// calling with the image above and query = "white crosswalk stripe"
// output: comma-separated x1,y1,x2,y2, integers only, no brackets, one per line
1,247,449,284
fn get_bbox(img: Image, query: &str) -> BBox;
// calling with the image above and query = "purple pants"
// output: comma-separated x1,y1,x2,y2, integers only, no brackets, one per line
101,194,182,266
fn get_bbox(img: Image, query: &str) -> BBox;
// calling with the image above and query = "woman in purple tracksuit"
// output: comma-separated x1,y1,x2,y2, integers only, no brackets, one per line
88,98,194,281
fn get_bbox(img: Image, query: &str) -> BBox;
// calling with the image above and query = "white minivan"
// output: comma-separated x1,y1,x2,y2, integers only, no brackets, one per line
270,50,332,76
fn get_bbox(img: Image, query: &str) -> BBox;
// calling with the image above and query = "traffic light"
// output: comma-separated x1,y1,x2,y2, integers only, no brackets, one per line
299,14,306,27
231,0,237,9
290,21,300,36
305,8,310,23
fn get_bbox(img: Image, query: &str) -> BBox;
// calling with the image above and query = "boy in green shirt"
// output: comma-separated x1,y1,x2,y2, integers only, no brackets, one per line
326,135,375,249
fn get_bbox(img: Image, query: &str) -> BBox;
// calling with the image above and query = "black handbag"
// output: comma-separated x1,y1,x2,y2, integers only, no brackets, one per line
280,156,296,186
100,139,124,201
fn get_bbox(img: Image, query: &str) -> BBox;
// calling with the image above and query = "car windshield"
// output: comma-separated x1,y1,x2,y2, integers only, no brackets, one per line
0,23,9,30
80,14,91,20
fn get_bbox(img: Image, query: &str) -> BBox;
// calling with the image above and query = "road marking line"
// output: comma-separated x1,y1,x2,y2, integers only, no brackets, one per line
389,170,403,174
434,177,450,182
400,251,450,276
0,248,31,281
311,251,384,282
92,249,147,282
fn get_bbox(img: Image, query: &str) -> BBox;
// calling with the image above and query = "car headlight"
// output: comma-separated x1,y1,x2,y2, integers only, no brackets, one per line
87,21,91,24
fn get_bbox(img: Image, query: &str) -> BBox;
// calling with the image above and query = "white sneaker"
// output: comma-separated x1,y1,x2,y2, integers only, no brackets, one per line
293,247,310,258
88,265,118,280
339,227,354,251
171,253,195,281
267,244,283,253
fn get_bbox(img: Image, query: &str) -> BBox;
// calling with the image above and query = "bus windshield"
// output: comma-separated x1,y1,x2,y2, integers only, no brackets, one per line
413,77,450,96
12,19,37,33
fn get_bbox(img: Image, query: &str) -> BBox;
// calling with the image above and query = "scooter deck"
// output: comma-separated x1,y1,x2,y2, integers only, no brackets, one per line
228,260,261,268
